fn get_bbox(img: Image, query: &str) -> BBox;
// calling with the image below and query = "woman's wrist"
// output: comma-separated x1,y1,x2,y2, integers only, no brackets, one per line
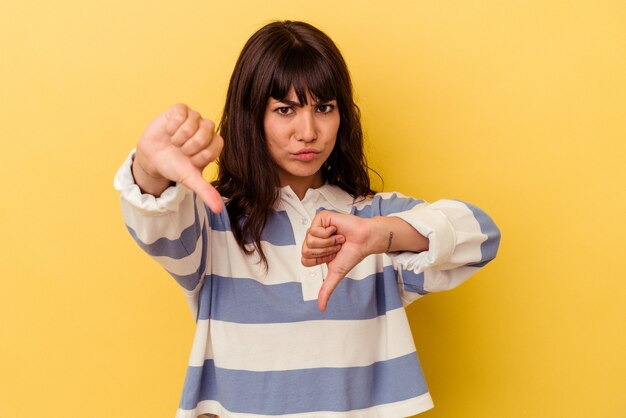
134,155,165,180
131,155,174,196
368,217,393,254
370,216,429,254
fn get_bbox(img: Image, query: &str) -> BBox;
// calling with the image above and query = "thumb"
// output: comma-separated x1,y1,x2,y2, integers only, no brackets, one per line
317,269,345,312
181,169,224,213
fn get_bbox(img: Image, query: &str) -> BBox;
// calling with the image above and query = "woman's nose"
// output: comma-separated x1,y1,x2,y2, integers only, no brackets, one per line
296,111,317,142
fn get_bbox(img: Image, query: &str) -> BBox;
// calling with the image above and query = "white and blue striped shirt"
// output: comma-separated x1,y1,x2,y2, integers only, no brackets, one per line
114,151,500,418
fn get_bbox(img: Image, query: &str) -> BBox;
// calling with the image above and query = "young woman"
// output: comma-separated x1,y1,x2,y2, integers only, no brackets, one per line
114,20,500,418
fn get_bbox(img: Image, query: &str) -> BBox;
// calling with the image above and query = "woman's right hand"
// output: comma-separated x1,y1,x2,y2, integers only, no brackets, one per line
133,103,224,213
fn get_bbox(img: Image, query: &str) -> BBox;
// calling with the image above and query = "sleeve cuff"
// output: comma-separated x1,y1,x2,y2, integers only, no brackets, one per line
387,204,457,272
113,149,191,215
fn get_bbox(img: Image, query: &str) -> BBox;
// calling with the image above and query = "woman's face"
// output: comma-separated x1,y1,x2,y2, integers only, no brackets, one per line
263,87,340,194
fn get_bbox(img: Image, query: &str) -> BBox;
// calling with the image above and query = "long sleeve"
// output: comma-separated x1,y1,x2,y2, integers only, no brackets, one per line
354,192,501,306
113,150,211,302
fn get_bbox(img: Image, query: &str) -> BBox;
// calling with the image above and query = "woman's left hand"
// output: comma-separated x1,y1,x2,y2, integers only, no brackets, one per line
301,211,382,312
302,210,429,311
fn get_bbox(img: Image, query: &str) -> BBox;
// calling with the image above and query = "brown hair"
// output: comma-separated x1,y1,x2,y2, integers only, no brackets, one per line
214,20,376,266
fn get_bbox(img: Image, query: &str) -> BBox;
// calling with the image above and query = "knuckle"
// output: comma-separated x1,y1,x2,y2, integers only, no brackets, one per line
171,104,187,122
199,148,216,162
198,124,215,141
179,124,195,138
214,135,224,151
195,149,210,162
192,135,207,148
318,209,331,218
202,118,215,131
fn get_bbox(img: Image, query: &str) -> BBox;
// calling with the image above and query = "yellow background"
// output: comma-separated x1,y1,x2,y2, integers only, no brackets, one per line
1,1,624,417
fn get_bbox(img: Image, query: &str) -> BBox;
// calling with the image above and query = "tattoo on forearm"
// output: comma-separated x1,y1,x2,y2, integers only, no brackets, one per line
386,231,394,252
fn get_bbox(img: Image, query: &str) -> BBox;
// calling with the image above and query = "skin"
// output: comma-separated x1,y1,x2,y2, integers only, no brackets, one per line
133,95,429,312
263,90,339,199
132,103,224,213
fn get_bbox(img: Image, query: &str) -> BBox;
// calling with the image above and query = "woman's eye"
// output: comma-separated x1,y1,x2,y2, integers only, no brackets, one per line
316,104,335,114
276,107,292,115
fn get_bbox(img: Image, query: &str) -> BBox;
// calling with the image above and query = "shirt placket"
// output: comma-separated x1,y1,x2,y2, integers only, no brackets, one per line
282,190,326,301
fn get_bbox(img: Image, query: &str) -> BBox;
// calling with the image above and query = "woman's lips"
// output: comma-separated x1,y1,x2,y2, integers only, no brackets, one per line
293,150,320,161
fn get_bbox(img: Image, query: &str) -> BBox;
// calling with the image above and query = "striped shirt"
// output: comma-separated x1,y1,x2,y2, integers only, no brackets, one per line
114,151,501,418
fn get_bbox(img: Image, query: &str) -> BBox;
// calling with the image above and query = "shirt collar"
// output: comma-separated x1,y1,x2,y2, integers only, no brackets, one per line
279,184,356,214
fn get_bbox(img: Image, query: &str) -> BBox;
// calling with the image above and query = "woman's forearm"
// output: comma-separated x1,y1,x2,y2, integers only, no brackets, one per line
370,216,429,254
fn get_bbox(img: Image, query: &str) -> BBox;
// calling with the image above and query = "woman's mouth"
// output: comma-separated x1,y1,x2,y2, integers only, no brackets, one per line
293,149,320,161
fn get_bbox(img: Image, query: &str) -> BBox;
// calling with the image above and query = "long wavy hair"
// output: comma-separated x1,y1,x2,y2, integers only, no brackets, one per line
214,20,376,267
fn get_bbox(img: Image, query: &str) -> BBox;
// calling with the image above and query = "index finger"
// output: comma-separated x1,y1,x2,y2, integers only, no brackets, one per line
163,103,189,136
307,224,337,239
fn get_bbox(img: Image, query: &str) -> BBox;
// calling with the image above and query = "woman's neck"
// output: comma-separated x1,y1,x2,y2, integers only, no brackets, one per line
279,173,324,200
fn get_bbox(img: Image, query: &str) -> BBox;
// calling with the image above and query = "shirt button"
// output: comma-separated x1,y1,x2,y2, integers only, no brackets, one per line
309,271,316,277
301,218,309,225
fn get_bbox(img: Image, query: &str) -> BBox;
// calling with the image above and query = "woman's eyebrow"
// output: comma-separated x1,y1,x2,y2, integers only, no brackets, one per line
274,98,301,107
274,98,336,106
